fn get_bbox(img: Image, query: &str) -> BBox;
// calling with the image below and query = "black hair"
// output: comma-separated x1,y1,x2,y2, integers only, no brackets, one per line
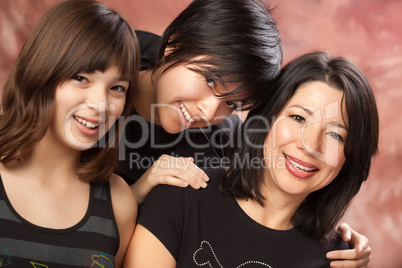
221,51,379,241
152,0,282,110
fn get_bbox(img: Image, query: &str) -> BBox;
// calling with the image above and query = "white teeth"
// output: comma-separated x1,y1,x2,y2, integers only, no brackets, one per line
179,103,194,123
75,116,99,129
285,155,315,172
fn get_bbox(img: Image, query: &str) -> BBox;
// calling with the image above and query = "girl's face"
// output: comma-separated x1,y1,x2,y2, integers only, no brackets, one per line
50,65,129,150
153,62,241,134
263,81,348,200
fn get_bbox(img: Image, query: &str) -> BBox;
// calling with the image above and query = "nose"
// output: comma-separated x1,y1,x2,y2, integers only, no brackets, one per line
197,96,230,124
299,122,326,155
87,85,108,114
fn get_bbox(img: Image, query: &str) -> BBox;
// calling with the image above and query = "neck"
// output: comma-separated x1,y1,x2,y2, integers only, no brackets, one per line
2,132,81,184
237,187,306,230
133,70,160,124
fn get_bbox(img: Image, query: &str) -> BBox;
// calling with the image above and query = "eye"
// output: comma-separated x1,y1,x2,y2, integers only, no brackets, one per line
73,75,88,83
226,101,237,110
328,132,344,142
111,85,127,93
205,76,216,89
290,115,305,123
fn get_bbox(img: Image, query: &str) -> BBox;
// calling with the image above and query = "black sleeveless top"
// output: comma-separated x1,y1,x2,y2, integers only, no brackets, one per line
0,176,119,267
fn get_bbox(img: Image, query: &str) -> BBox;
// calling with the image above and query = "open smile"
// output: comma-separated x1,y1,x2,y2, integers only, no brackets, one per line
284,153,318,179
284,153,318,172
179,102,195,123
73,115,100,129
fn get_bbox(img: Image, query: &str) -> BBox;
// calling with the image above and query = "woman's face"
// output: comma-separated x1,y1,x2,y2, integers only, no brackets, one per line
153,61,242,134
50,65,129,150
263,81,348,200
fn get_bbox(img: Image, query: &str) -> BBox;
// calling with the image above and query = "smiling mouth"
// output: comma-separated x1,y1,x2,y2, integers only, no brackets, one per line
74,115,99,129
284,154,318,172
179,102,195,123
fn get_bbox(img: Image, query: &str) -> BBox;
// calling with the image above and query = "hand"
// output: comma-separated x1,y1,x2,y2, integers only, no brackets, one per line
146,154,209,189
132,154,209,203
326,223,371,268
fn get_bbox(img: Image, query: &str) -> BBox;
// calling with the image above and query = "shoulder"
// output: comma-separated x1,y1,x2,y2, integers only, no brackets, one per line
109,173,137,222
140,178,225,219
135,30,161,70
135,30,161,45
149,177,222,201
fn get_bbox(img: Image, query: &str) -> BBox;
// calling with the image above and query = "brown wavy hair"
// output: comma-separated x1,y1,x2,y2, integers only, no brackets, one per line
0,0,140,183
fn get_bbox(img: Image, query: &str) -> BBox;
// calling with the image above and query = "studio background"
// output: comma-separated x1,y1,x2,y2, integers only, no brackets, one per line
1,0,401,266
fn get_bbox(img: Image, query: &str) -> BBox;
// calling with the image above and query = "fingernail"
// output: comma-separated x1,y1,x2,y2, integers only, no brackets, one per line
204,175,210,181
195,182,201,188
202,181,208,188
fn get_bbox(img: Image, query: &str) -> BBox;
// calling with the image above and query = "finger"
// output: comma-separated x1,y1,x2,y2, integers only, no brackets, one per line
150,156,209,188
349,232,368,254
337,223,352,242
181,161,209,182
172,158,209,183
327,246,371,262
162,176,189,188
171,167,208,189
339,225,369,254
329,259,366,268
148,164,204,188
327,249,359,260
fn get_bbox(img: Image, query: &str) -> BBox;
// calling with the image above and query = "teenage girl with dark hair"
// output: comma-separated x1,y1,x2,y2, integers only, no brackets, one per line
117,0,282,201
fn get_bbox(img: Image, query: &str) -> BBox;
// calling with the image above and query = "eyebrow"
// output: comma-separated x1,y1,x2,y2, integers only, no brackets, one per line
327,121,348,131
289,104,348,130
288,105,314,115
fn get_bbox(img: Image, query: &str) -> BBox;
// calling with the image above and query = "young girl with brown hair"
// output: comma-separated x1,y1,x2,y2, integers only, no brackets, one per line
0,0,140,266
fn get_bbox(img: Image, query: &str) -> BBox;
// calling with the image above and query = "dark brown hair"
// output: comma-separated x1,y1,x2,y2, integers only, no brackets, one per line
222,51,379,241
0,0,140,182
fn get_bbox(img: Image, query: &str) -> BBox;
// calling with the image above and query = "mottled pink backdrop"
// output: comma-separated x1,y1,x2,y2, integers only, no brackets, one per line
1,0,401,266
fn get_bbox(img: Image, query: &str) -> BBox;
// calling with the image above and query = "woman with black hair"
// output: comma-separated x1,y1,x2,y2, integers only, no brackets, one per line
124,51,378,267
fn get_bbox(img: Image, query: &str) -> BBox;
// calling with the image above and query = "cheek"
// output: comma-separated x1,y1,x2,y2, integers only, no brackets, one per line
157,70,194,96
322,139,346,168
267,118,296,148
109,98,126,119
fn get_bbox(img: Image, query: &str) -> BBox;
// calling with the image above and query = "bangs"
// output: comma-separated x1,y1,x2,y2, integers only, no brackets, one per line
59,16,138,82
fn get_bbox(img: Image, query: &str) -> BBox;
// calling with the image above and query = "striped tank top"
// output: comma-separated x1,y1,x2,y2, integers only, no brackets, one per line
0,176,119,267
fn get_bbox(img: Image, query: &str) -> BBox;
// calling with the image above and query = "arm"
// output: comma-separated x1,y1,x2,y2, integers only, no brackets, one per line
326,223,371,268
123,224,176,268
109,173,138,267
131,154,209,203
